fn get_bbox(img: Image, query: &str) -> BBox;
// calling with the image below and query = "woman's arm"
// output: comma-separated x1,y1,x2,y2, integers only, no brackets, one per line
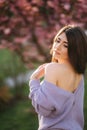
29,63,55,117
29,79,55,117
29,63,71,117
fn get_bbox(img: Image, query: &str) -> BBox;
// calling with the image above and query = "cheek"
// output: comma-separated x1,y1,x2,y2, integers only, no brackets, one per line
62,48,68,53
65,51,69,59
63,49,68,57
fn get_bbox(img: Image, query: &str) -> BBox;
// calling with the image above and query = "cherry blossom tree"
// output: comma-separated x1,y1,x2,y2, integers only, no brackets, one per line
0,0,87,68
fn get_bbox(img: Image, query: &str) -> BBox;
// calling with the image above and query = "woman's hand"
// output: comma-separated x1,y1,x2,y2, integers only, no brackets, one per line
30,63,48,80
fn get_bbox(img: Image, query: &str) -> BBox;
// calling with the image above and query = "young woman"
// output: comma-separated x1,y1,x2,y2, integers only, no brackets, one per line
29,25,87,130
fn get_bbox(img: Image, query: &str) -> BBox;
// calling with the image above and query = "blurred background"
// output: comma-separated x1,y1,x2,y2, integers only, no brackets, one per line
0,0,87,130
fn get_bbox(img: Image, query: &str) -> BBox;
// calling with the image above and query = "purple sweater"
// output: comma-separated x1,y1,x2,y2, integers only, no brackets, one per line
29,77,84,130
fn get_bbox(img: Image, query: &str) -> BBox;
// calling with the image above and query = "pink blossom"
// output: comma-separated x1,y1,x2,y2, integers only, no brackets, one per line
64,4,70,11
4,28,11,35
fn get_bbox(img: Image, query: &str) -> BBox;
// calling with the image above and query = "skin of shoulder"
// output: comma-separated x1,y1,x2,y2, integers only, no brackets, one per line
44,62,83,93
44,62,66,85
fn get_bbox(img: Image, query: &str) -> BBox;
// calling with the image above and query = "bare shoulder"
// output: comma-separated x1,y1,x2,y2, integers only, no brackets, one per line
44,62,66,84
44,62,83,92
46,62,67,72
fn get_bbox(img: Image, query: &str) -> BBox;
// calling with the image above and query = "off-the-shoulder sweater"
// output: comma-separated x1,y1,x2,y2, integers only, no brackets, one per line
29,77,84,130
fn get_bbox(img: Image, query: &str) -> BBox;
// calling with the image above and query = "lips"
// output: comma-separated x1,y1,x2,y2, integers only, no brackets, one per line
53,50,60,55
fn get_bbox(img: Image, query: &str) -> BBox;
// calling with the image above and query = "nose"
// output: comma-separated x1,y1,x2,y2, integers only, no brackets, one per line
54,42,62,51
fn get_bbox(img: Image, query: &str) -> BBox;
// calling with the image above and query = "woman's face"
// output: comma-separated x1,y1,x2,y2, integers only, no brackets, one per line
52,32,69,63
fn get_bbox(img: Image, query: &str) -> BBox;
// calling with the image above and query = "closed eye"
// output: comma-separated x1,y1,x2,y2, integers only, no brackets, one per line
54,37,68,48
55,38,60,43
64,44,68,48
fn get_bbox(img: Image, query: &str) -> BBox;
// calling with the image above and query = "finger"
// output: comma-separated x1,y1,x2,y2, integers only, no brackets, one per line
38,63,48,70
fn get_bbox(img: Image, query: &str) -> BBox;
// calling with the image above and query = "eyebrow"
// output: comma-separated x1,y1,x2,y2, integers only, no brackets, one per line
57,37,68,44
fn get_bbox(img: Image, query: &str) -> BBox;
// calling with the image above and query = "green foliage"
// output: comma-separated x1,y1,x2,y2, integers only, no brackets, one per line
0,99,38,130
0,86,13,111
0,48,27,87
0,49,27,109
0,49,26,84
84,78,87,130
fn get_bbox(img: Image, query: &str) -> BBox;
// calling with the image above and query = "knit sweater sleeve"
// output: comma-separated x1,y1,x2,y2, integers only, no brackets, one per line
29,79,71,117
